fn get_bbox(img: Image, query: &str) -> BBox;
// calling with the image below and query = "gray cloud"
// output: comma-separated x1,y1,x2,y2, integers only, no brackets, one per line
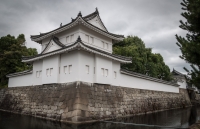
0,0,191,74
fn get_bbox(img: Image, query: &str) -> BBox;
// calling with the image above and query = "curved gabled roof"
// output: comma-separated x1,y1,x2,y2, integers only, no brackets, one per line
6,70,32,78
31,9,124,43
41,36,65,54
23,36,131,63
83,8,108,32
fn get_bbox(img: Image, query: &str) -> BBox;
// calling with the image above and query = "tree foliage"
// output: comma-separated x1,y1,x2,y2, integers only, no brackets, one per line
113,36,172,81
0,34,38,88
176,0,200,88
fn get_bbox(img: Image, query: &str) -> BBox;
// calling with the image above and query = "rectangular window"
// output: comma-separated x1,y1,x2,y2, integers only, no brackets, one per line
69,65,72,74
46,69,49,76
101,68,104,76
39,70,42,77
36,71,38,78
102,41,104,48
85,35,89,43
105,69,108,77
106,43,108,49
64,66,67,74
90,37,94,44
86,65,89,74
70,34,74,42
66,36,69,43
50,68,53,76
114,71,117,79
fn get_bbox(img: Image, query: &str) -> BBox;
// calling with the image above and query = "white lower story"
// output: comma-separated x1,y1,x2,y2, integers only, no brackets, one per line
8,50,180,93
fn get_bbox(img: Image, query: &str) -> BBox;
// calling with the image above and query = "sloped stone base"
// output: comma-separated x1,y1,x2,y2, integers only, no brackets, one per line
0,82,191,124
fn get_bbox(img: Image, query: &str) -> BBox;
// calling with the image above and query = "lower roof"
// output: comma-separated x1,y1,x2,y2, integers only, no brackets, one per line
121,69,179,87
22,36,132,63
6,70,32,78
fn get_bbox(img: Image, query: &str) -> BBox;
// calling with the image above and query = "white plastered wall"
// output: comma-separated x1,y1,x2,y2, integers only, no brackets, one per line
177,79,187,89
55,26,79,45
79,25,112,53
95,55,112,84
120,74,179,93
87,16,107,31
8,74,32,87
42,55,59,84
40,25,113,54
59,51,79,83
111,61,121,86
32,60,43,85
41,37,51,51
43,41,62,54
78,51,94,83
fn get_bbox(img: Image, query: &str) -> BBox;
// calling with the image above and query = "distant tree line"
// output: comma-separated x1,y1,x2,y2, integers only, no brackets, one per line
0,34,37,88
113,36,172,81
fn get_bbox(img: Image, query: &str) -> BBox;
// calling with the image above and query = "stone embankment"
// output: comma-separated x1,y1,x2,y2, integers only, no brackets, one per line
190,120,200,129
0,82,191,123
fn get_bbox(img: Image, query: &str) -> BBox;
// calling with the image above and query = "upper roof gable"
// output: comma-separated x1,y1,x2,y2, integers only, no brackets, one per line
30,9,124,43
83,8,108,32
41,36,65,54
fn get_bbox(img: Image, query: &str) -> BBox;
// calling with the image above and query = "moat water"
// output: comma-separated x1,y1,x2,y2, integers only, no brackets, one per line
0,106,200,129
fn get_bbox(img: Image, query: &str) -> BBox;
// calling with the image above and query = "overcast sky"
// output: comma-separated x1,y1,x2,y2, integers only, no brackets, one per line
0,0,191,74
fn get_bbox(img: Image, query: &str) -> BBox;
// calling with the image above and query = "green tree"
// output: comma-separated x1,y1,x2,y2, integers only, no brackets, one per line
175,0,200,88
0,34,38,88
113,36,172,81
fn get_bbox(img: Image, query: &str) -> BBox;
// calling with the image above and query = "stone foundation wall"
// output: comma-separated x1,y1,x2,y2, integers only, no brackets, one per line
0,82,191,123
195,94,200,100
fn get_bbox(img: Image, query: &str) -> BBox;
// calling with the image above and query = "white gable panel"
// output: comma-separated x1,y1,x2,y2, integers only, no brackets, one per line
87,16,107,31
43,41,62,54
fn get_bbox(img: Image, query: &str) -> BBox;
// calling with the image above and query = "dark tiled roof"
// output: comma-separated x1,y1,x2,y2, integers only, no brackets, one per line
83,8,99,21
121,69,179,87
6,70,32,78
172,69,185,76
30,9,124,41
41,36,65,54
83,8,108,32
30,20,74,40
22,37,131,63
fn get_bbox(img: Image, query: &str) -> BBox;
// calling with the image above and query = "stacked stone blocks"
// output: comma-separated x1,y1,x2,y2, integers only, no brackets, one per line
0,82,191,123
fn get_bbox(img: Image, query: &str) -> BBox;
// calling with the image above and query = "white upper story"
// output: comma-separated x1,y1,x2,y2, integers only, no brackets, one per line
6,9,180,93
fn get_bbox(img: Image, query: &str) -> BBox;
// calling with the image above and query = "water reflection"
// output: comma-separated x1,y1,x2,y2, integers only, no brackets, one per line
0,106,199,129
